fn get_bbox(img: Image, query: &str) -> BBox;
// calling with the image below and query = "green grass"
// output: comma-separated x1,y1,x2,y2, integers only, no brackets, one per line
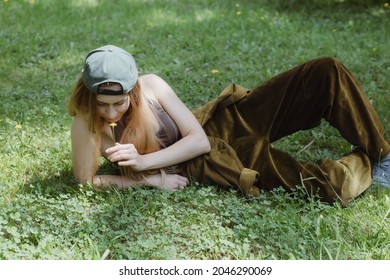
0,0,389,260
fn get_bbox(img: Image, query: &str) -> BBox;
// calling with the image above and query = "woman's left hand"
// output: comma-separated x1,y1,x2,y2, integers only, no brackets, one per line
105,143,145,171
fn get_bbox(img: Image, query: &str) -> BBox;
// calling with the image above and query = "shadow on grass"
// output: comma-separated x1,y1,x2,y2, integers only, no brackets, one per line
21,168,79,196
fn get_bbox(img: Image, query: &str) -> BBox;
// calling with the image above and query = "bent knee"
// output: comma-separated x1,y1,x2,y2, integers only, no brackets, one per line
309,56,341,74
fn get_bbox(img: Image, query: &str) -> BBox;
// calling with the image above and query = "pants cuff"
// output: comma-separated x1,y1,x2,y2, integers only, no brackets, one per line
239,168,260,195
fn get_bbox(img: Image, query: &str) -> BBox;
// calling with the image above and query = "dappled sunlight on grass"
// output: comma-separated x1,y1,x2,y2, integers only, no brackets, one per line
70,0,99,8
194,8,217,22
141,6,219,28
145,8,185,27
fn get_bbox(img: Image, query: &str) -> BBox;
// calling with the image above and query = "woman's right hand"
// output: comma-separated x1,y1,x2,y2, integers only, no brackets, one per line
146,172,189,191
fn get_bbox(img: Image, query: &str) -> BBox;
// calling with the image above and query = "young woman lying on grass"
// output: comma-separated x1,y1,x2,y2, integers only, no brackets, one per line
68,45,390,206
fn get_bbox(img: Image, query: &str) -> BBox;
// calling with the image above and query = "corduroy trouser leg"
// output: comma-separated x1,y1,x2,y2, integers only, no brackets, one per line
189,57,389,205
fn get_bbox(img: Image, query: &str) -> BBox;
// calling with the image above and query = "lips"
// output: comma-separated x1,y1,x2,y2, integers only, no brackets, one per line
106,118,120,123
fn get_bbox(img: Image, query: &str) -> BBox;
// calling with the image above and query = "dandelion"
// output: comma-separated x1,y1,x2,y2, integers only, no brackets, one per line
236,11,242,16
211,69,220,74
372,47,378,52
13,124,24,147
109,122,117,143
384,3,389,9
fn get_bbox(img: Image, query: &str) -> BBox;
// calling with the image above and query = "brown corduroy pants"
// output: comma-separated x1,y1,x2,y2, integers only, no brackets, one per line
180,57,390,205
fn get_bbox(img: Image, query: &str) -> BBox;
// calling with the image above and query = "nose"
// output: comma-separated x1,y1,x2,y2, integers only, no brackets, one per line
105,106,118,119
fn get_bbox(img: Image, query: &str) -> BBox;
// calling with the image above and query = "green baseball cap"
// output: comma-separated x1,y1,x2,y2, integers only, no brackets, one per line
82,45,138,95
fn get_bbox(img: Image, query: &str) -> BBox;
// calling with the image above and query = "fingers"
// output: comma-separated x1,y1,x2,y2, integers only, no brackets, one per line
106,143,135,155
174,174,189,186
168,175,189,191
105,142,123,154
106,143,139,165
110,153,137,165
158,174,189,191
117,155,138,166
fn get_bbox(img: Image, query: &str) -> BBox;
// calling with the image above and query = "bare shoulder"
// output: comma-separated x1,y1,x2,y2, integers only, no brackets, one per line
139,73,166,87
138,74,176,100
71,115,94,144
71,114,88,130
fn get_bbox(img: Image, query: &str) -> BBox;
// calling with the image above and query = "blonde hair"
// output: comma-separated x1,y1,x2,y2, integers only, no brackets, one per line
68,78,162,182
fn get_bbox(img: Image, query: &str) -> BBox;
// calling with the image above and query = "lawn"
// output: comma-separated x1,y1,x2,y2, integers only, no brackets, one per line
0,0,389,260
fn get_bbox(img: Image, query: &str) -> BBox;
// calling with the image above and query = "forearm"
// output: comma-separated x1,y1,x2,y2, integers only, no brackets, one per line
91,170,188,192
92,174,148,190
140,133,210,170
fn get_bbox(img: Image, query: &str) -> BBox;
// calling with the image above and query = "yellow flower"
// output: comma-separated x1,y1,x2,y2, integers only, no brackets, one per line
372,47,378,52
109,122,117,142
236,11,242,16
384,2,389,9
15,124,22,130
211,69,220,74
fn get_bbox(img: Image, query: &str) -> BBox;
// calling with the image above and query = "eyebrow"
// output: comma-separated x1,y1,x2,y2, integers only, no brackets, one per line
96,97,128,105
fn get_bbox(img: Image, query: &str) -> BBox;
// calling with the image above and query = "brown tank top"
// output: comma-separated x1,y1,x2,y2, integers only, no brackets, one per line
153,100,181,148
111,100,182,174
114,100,181,148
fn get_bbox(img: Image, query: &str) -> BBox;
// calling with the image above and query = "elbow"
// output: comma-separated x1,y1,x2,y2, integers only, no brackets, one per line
74,173,103,191
200,135,211,154
205,138,211,153
73,169,93,186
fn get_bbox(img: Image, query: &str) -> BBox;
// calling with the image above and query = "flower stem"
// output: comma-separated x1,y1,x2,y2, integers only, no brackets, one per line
109,122,117,144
